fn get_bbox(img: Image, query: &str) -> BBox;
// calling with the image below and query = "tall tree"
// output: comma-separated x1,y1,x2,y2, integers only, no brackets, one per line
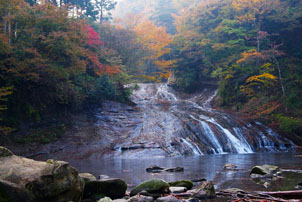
96,0,117,24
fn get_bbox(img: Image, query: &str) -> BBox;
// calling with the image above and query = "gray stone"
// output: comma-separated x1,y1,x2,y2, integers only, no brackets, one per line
128,195,154,202
169,180,193,189
99,175,110,180
113,199,128,202
169,187,187,193
79,173,97,182
156,195,181,202
98,197,113,202
0,150,84,202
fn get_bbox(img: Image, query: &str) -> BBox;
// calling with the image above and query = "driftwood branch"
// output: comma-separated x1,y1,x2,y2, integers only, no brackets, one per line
217,189,302,202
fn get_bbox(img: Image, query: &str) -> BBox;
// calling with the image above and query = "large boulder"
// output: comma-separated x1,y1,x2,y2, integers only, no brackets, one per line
83,178,127,199
0,148,84,202
168,180,193,190
130,179,170,196
191,181,216,199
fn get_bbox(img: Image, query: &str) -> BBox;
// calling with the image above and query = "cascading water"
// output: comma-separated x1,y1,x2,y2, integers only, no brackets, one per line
94,83,294,158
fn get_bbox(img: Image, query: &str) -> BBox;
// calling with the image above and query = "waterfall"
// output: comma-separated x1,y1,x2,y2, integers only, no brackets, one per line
95,83,294,158
180,138,203,155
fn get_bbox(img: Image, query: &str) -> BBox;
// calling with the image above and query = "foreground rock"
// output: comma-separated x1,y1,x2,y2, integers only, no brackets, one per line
0,146,84,202
130,179,170,197
191,181,216,199
84,178,127,200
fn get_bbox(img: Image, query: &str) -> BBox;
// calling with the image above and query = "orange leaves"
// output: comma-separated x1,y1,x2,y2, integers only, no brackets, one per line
133,19,172,60
237,49,264,64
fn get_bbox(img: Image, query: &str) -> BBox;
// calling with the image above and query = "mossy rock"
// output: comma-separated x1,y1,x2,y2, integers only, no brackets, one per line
168,180,193,190
84,178,127,199
130,179,169,196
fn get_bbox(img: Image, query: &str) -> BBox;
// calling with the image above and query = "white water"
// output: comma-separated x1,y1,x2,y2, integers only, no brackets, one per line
181,138,203,155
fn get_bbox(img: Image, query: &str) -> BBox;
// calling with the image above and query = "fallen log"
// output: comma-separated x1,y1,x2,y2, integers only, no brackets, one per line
257,190,302,199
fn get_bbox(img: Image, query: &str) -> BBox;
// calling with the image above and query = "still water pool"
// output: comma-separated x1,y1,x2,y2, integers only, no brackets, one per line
68,152,302,191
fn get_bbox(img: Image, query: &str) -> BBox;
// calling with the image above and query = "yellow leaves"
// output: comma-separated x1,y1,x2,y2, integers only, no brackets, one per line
236,49,264,64
246,73,276,83
241,73,277,97
224,74,233,80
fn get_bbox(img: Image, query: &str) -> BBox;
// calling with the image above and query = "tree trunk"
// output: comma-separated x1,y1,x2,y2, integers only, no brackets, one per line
14,22,17,38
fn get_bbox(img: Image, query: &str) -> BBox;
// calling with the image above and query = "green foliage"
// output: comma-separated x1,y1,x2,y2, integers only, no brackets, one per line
276,114,302,136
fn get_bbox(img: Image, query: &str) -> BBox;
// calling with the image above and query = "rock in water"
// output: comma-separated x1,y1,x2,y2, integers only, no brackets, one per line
83,178,127,199
164,167,184,172
79,173,97,182
0,148,84,202
169,180,193,190
191,181,216,199
156,195,181,202
250,165,281,176
130,179,170,196
146,165,165,173
223,164,238,170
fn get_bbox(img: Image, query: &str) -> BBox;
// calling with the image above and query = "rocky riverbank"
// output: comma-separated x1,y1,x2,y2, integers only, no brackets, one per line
1,146,302,202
